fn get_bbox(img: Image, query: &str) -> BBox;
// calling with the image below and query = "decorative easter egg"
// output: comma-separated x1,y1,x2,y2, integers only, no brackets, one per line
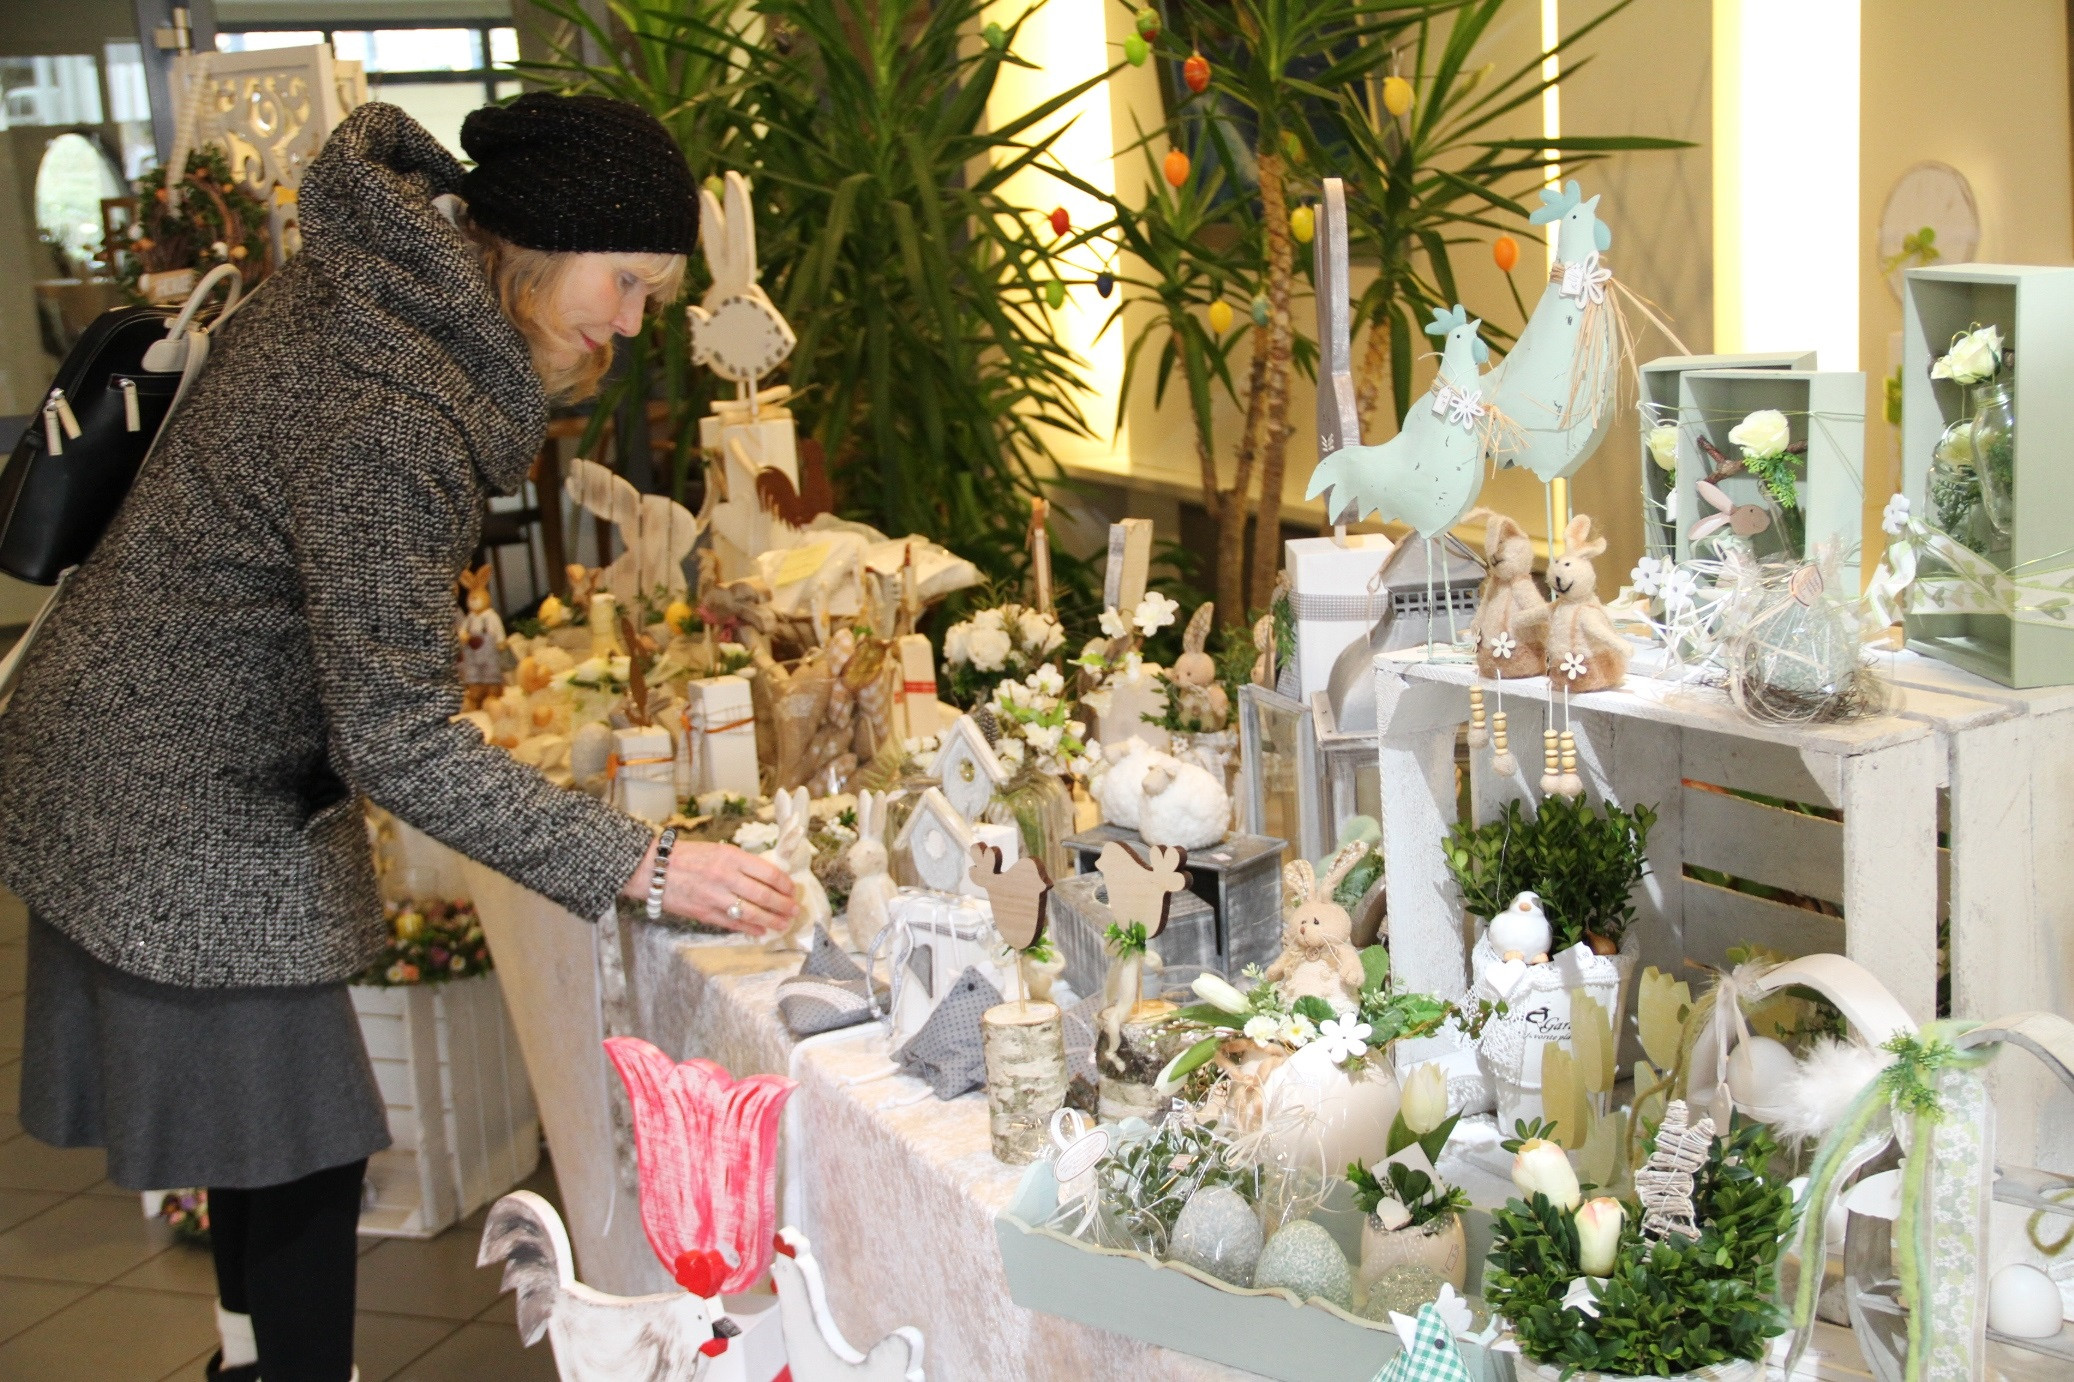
1290,205,1314,244
1183,53,1211,93
1207,299,1233,334
1049,206,1071,236
1134,7,1160,40
982,21,1006,48
1493,234,1520,273
1045,279,1066,310
1356,1262,1449,1321
1726,1035,1800,1118
1124,35,1149,66
1382,75,1415,117
1096,271,1114,298
1987,1263,2063,1339
1252,1219,1354,1311
1169,1185,1263,1287
1250,294,1270,327
1163,148,1191,187
1259,1042,1401,1174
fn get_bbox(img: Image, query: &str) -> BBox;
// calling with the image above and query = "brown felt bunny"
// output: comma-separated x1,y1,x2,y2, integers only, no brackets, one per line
1467,509,1548,679
1516,514,1628,693
1170,602,1229,731
1266,840,1371,1013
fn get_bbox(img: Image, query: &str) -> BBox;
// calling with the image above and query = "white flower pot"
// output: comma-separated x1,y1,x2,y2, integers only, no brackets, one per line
1257,1043,1401,1175
1512,1354,1763,1382
1356,1211,1467,1298
1471,929,1639,1130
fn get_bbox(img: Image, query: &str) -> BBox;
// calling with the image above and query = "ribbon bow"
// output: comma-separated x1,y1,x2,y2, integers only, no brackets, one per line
1557,251,1613,305
1861,515,2074,636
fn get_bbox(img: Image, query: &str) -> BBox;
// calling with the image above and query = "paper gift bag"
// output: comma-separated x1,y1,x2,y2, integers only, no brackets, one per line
877,888,1014,1049
687,675,760,798
609,725,677,824
1284,533,1396,700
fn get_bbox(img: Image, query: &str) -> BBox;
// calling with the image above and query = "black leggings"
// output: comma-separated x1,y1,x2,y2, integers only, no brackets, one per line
209,1159,366,1382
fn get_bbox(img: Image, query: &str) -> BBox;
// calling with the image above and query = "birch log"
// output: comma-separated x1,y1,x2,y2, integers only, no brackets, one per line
982,1000,1068,1164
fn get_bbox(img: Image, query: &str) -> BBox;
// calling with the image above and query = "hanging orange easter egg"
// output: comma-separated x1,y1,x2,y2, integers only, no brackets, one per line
1493,234,1520,273
1163,148,1191,187
1050,206,1071,236
1184,53,1211,94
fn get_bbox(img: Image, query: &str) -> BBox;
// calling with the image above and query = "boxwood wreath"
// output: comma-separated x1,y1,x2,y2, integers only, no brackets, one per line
1444,796,1657,951
1484,1119,1796,1377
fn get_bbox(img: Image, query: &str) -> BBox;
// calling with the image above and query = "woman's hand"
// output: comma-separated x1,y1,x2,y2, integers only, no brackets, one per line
622,839,796,936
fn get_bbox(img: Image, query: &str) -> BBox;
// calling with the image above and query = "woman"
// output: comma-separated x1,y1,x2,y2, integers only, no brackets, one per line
0,96,794,1382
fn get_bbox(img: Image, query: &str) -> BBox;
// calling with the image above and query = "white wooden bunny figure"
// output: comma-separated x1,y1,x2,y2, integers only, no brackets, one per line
768,786,832,952
456,565,506,711
564,457,701,604
843,790,896,957
1515,513,1629,693
688,172,797,390
1266,842,1371,1013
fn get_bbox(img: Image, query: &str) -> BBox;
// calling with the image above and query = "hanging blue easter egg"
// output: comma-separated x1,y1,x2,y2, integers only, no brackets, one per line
1096,271,1114,298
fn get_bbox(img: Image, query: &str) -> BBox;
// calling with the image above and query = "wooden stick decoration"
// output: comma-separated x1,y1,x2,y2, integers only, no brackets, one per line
970,841,1067,1164
1028,497,1053,616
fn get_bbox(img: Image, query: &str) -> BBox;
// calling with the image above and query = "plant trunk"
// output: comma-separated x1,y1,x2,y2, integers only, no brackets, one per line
1246,150,1297,614
1355,315,1390,439
1218,342,1270,623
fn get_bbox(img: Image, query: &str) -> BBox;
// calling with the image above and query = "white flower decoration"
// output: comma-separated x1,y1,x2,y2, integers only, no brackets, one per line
1098,606,1127,639
731,821,779,853
995,735,1026,768
1242,1014,1280,1043
1882,493,1912,536
1661,568,1699,611
1277,1014,1317,1047
1316,1016,1373,1063
1022,721,1064,755
1646,422,1680,472
1727,408,1791,460
943,621,973,665
966,626,1012,672
1030,663,1065,696
1559,651,1588,682
972,607,1007,631
1133,591,1180,636
1489,631,1519,660
1628,555,1666,598
1931,324,2004,386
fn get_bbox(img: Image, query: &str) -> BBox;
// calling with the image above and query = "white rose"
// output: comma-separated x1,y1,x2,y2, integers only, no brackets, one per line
944,621,973,665
972,607,1007,631
1017,609,1055,653
1727,408,1790,460
966,627,1012,672
1099,606,1127,639
1134,591,1180,636
1646,423,1679,472
1932,324,2003,385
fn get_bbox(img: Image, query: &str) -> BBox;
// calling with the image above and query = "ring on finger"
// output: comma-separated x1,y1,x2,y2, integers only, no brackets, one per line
726,899,744,922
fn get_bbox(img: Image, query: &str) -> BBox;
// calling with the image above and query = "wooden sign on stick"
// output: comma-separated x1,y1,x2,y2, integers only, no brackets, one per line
1102,518,1154,613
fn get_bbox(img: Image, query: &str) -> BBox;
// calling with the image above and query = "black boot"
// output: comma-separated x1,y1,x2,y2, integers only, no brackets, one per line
203,1349,261,1382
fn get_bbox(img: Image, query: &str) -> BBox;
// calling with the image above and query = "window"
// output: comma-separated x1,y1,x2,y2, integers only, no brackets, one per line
35,132,125,277
0,55,105,130
216,24,521,157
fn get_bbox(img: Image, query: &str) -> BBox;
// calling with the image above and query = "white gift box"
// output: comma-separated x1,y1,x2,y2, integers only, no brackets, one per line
609,725,677,824
1283,533,1396,701
892,633,945,740
687,675,760,798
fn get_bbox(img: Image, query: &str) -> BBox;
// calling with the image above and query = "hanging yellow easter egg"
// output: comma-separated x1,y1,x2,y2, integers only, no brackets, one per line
1290,205,1314,244
1207,299,1233,334
1382,76,1414,117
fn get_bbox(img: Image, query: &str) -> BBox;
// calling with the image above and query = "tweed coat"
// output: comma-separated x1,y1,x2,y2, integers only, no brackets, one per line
0,104,655,988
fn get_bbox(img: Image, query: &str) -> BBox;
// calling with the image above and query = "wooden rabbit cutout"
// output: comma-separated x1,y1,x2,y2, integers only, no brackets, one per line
1267,841,1370,1011
1467,509,1548,679
688,171,797,392
564,457,701,602
457,565,505,711
1517,513,1629,693
1095,840,1188,1070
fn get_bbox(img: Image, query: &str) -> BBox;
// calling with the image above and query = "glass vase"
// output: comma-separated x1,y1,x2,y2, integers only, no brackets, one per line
986,768,1075,879
1968,380,2015,542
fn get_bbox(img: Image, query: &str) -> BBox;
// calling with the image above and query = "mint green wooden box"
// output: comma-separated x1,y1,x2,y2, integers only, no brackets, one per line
1902,264,2074,688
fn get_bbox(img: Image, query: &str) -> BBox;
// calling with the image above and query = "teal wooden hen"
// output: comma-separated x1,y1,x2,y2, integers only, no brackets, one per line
1307,304,1499,539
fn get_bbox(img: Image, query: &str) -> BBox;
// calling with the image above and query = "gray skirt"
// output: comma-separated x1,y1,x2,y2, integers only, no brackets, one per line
19,912,391,1190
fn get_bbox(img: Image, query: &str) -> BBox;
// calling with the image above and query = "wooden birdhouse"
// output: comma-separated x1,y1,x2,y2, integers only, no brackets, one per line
933,714,1010,822
894,786,1019,897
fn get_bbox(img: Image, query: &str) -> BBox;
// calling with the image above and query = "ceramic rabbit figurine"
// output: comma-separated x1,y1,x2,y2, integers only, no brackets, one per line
768,787,831,952
1516,513,1629,693
1265,841,1371,1013
456,565,506,710
843,790,896,957
1170,602,1229,731
1468,510,1547,679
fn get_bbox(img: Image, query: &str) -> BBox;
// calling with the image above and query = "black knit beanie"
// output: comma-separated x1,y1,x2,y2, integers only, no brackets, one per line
459,94,697,255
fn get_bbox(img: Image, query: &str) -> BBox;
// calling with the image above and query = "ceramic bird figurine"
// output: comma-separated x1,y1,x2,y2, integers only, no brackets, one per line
1306,305,1505,538
770,1228,926,1382
1485,180,1618,482
688,172,797,388
1487,889,1552,965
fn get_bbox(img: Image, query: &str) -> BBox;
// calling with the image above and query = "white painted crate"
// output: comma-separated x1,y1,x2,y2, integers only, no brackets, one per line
1371,651,1958,1074
351,972,541,1239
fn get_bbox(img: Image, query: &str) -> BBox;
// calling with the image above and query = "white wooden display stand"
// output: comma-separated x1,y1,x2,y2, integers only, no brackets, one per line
1371,650,1948,1071
352,974,540,1238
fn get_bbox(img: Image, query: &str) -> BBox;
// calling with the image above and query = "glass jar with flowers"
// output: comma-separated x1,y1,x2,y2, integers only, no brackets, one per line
976,664,1097,875
1930,323,2012,547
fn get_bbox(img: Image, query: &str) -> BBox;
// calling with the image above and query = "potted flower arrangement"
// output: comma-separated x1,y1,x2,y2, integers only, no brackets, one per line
1486,1110,1796,1381
975,663,1097,872
1346,1061,1471,1295
941,600,1066,706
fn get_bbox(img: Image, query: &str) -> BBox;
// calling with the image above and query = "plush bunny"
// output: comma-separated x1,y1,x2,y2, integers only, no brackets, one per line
1467,510,1548,679
1265,841,1371,1012
767,787,832,952
1516,513,1629,693
1138,757,1231,850
456,566,506,710
1170,602,1230,731
842,790,896,957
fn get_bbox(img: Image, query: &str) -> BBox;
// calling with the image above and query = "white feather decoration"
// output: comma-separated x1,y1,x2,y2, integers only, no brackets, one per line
1772,1036,1893,1144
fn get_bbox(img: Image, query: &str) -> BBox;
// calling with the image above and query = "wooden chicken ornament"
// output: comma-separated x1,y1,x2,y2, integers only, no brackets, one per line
1095,840,1188,1070
968,842,1059,1003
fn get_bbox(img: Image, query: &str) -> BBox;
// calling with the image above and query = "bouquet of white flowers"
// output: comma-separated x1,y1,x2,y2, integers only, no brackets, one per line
942,602,1065,703
982,664,1099,778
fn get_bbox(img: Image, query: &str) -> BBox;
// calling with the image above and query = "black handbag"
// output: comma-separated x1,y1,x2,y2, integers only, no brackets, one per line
0,264,245,585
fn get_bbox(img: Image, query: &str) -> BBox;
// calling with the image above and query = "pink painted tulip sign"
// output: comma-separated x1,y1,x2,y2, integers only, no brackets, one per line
603,1036,797,1296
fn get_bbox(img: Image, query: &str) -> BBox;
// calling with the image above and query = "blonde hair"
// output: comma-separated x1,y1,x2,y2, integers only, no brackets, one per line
458,211,686,403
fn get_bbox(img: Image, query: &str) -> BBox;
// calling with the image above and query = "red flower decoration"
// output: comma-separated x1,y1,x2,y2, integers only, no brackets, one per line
604,1037,796,1296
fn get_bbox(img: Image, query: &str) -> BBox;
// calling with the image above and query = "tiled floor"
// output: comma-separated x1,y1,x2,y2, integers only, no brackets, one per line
0,890,559,1381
